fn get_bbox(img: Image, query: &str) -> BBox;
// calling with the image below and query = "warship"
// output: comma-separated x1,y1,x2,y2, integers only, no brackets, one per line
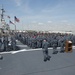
0,7,75,75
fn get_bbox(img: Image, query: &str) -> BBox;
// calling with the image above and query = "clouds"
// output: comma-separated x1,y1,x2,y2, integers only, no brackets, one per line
0,0,75,31
12,0,75,20
14,0,22,6
47,21,52,23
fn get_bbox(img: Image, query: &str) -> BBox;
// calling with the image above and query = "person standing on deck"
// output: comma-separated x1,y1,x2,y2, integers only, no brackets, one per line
42,39,51,62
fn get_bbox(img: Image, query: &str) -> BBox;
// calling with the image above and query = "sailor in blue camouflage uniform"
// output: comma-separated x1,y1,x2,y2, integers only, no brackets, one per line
0,35,2,50
52,36,58,54
36,35,41,48
42,39,51,62
60,36,65,53
0,34,3,59
11,34,16,50
3,35,8,51
31,36,37,48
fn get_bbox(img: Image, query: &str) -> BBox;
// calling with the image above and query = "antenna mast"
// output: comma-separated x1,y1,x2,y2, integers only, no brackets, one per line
1,5,5,22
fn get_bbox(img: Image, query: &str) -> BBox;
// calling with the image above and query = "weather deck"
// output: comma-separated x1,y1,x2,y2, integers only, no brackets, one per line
0,41,75,75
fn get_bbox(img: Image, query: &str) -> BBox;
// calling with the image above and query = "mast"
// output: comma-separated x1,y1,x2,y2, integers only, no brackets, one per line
0,6,10,33
1,5,5,22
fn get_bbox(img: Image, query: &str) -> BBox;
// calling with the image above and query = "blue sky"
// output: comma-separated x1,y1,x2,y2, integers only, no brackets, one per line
0,0,75,32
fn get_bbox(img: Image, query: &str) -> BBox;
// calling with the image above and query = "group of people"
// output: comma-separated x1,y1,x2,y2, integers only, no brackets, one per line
0,32,17,60
42,38,65,62
15,31,75,62
0,31,75,61
0,33,16,51
16,31,75,48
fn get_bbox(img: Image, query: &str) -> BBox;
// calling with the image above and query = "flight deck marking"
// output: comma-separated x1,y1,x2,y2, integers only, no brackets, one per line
0,46,75,54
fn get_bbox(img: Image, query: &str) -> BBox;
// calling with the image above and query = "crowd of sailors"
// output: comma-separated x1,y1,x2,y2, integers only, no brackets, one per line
0,32,16,51
0,31,75,61
16,31,75,62
16,32,75,49
0,31,75,52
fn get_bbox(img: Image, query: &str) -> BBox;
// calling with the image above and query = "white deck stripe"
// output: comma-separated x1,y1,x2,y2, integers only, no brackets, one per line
0,46,75,54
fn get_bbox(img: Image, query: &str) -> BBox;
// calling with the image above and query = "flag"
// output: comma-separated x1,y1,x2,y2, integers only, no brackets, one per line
14,16,19,22
9,20,14,25
7,16,10,19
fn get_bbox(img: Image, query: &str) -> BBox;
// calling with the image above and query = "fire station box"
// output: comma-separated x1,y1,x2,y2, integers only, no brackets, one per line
65,41,72,52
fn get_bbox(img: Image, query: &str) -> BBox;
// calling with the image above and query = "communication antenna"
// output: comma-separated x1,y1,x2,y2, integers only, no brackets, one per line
1,5,5,22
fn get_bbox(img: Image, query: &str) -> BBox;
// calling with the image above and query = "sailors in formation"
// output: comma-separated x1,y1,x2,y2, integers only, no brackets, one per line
0,33,16,51
16,32,74,49
15,32,74,61
0,31,75,61
0,32,74,50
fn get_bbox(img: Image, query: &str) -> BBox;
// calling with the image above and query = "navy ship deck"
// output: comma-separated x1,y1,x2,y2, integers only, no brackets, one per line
0,40,75,75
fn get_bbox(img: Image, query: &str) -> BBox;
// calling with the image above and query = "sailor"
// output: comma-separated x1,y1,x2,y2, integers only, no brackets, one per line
47,36,51,47
60,36,65,53
36,39,41,48
57,35,61,47
52,37,58,54
72,35,75,45
42,39,51,62
31,36,37,48
36,35,42,48
0,36,2,50
28,36,32,47
3,35,8,51
50,36,54,47
11,34,16,50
